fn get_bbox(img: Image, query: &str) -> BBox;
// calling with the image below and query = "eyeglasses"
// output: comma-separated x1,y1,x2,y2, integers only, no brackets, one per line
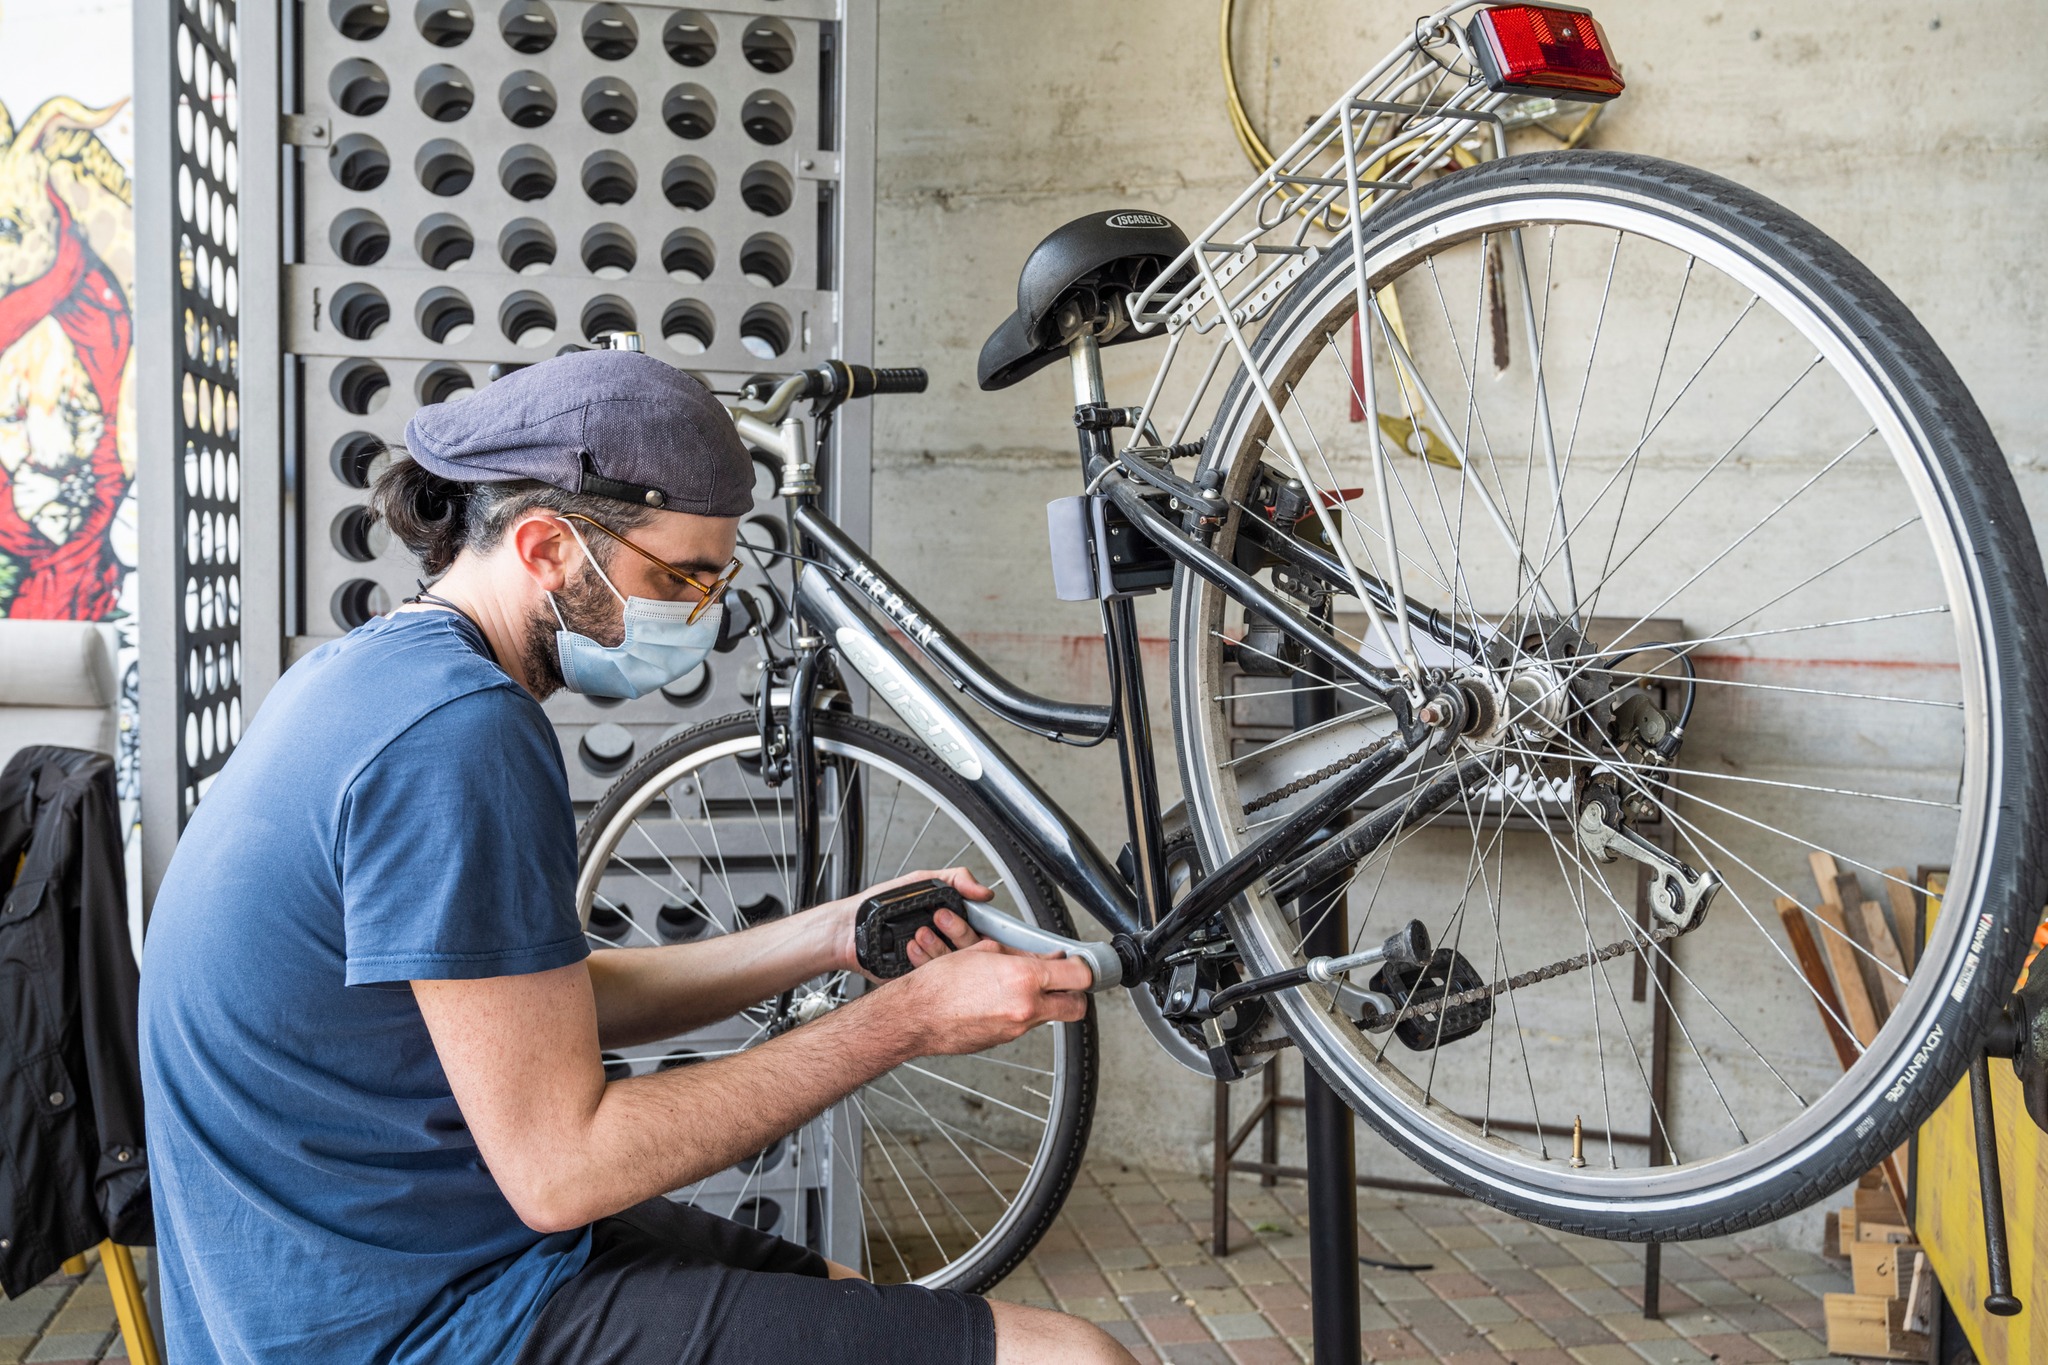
559,513,743,624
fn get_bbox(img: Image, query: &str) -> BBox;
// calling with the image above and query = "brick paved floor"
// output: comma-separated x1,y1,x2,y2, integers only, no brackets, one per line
3,1164,1855,1363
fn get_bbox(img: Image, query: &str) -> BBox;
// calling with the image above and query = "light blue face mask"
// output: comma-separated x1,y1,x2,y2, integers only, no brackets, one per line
551,520,724,700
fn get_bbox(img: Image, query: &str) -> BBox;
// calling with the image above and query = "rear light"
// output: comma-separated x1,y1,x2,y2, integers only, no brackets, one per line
1467,5,1625,103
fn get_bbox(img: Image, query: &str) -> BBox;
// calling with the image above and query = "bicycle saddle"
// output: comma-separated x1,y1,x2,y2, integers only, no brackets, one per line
976,209,1193,391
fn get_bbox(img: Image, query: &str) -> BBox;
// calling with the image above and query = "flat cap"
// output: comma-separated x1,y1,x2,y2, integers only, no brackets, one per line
403,349,753,516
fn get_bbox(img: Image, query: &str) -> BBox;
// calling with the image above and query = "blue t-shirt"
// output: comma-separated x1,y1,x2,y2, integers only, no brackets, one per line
140,611,593,1364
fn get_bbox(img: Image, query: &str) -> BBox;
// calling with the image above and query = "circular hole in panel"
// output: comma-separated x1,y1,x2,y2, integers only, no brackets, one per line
600,1051,633,1082
330,134,390,191
661,227,714,281
581,77,637,133
331,578,390,630
416,64,475,122
417,361,475,405
416,286,475,343
660,84,715,139
750,452,780,503
498,217,557,272
656,894,712,942
580,222,637,277
661,660,712,706
660,156,715,211
579,722,637,776
730,1136,787,1178
331,360,390,415
581,150,637,205
330,431,385,488
586,902,633,941
329,282,390,340
739,161,792,216
739,514,787,558
729,1196,782,1235
581,3,637,59
415,138,474,195
738,304,791,359
329,208,389,265
660,299,714,355
581,295,637,345
414,0,472,46
738,90,794,146
499,144,556,200
662,10,715,66
498,69,555,127
499,0,555,52
328,58,390,117
329,0,389,41
413,213,474,270
329,505,380,562
738,233,791,287
500,291,557,346
741,18,794,73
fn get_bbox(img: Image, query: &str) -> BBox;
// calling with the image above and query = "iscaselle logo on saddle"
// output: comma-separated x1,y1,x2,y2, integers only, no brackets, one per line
1104,212,1172,230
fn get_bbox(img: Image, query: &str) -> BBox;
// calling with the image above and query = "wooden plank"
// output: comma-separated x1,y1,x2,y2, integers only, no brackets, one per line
1833,871,1895,1029
1776,897,1859,1068
1850,1239,1917,1298
1838,1206,1859,1257
1824,1291,1930,1359
1809,894,1883,1045
1858,1220,1913,1246
1859,901,1909,1010
1855,1185,1904,1225
1883,866,1919,972
1902,1252,1933,1335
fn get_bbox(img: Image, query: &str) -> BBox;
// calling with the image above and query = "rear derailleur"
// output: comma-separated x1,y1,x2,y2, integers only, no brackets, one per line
1573,773,1719,930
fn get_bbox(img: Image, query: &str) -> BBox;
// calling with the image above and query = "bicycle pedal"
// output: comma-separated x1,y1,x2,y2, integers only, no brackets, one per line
853,880,966,979
1370,948,1493,1051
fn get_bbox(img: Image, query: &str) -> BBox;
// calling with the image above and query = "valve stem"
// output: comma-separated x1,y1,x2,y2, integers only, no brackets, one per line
1570,1115,1586,1168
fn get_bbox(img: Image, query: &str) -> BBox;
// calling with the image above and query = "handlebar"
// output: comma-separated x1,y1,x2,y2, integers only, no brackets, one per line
741,362,929,414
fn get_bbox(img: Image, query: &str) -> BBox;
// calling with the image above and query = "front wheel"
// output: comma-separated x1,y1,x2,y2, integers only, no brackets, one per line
577,710,1097,1288
1169,151,2048,1238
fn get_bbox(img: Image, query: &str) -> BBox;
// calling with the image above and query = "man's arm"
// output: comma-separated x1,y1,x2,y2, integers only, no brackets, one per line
584,867,988,1047
414,938,1090,1234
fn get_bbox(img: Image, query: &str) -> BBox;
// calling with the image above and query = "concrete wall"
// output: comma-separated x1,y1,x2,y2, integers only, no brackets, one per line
864,0,2048,1221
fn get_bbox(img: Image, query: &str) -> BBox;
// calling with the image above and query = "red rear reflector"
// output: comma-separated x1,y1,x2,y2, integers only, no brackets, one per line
1468,5,1625,102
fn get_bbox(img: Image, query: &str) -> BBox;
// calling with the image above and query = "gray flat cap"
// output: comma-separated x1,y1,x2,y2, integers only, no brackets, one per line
403,350,753,516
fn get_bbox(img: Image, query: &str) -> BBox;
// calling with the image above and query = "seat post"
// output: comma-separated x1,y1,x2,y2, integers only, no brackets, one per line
1067,329,1106,409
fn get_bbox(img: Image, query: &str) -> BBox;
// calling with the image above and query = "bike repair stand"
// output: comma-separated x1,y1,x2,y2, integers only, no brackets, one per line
1293,665,1364,1365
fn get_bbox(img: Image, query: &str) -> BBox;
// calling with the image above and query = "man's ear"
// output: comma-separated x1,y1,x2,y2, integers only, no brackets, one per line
507,512,579,595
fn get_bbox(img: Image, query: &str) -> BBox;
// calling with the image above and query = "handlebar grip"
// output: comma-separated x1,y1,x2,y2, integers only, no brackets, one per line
863,366,929,396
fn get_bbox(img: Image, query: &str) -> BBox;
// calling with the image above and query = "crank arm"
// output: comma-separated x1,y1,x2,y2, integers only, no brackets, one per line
1574,796,1719,928
959,901,1126,992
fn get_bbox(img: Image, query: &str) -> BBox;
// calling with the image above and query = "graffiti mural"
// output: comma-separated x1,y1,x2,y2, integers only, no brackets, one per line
0,95,134,622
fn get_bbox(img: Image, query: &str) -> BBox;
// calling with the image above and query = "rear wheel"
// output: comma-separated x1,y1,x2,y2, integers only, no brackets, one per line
577,710,1096,1287
1168,152,2048,1237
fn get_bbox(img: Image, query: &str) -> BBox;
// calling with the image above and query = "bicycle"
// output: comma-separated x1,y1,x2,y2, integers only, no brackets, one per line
573,1,2048,1290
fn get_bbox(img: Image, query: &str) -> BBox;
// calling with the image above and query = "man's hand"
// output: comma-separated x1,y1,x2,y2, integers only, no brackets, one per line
825,866,992,981
883,939,1092,1056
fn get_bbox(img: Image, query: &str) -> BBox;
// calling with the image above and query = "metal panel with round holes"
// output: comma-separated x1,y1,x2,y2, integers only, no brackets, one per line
277,1,878,1259
167,0,247,825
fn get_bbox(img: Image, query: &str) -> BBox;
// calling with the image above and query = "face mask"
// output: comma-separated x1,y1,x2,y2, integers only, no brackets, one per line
550,520,724,700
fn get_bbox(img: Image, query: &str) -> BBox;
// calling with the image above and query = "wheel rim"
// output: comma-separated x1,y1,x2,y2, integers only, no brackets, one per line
577,727,1078,1282
1172,178,2001,1218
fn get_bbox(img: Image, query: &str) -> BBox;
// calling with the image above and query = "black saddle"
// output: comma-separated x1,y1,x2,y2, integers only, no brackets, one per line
976,210,1193,391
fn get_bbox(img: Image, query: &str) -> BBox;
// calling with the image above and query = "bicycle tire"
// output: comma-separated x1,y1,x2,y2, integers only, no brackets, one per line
577,709,1097,1288
1168,151,2048,1238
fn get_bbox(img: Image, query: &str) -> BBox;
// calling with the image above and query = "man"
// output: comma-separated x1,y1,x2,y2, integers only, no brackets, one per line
140,349,1133,1364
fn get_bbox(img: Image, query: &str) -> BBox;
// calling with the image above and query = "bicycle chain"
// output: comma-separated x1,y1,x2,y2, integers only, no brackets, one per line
1238,920,1692,1055
1242,739,1394,815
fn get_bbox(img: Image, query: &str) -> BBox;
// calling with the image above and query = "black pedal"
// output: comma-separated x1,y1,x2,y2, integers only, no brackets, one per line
853,880,965,979
1371,948,1493,1052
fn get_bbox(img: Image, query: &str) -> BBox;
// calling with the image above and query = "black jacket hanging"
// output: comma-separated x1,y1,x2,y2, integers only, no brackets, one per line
0,745,151,1297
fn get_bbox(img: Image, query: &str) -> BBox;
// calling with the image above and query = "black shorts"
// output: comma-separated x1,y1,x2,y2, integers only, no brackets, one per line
515,1197,997,1365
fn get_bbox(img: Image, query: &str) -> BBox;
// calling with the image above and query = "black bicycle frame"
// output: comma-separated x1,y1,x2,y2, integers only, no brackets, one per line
779,338,1448,980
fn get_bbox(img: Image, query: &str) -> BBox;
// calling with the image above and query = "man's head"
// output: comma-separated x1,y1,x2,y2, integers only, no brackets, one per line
367,348,752,698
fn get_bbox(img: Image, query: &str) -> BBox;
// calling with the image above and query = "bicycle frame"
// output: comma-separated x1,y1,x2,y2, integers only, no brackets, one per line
727,0,1605,991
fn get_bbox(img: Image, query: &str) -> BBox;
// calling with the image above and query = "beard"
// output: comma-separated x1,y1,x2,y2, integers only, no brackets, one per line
520,562,625,700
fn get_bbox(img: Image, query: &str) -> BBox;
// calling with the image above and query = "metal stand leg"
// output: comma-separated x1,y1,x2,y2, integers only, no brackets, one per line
1294,664,1360,1365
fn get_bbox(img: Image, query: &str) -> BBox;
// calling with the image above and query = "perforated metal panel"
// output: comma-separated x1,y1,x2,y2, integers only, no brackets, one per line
281,0,875,1255
164,0,247,826
285,0,872,815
